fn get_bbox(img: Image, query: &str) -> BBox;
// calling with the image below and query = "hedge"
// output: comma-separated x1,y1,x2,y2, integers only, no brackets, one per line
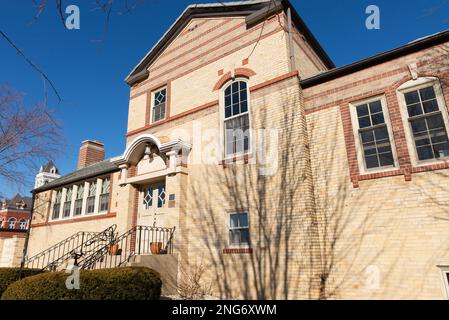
0,268,44,297
1,266,161,300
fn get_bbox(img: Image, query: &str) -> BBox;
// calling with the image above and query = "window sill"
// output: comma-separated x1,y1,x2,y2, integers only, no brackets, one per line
223,248,253,254
45,212,116,226
220,153,253,165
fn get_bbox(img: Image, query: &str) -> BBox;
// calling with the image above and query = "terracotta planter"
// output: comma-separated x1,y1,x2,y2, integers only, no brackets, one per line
109,244,119,256
150,242,162,255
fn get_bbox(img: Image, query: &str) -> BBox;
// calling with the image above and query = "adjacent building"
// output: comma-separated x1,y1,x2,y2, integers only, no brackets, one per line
26,0,449,299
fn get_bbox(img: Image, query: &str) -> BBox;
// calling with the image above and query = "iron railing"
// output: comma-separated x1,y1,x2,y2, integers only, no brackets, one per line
77,225,175,270
24,225,117,271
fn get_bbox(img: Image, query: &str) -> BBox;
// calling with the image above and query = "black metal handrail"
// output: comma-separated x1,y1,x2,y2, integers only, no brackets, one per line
77,225,176,270
24,225,117,271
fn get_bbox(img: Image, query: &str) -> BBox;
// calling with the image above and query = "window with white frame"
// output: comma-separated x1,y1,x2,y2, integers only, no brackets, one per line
74,184,84,216
229,212,250,246
223,80,250,157
85,181,97,214
352,98,395,170
52,190,62,220
98,178,110,212
152,88,167,123
63,187,73,218
402,85,449,161
19,219,27,230
8,218,16,230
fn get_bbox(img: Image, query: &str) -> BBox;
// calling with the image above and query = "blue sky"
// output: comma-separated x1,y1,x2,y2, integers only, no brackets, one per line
1,0,448,197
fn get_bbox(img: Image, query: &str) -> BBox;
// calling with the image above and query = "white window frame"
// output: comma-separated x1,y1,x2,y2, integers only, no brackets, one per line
51,189,63,221
98,177,110,213
62,186,73,219
150,87,167,124
228,211,250,248
19,219,27,230
220,78,252,159
8,218,16,230
397,77,449,167
349,95,398,175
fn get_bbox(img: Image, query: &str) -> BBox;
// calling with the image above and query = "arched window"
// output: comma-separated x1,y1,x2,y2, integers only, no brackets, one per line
19,219,27,230
8,218,16,230
223,80,250,156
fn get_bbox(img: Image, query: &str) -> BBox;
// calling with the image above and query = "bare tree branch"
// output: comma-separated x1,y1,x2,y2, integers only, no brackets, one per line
0,30,62,102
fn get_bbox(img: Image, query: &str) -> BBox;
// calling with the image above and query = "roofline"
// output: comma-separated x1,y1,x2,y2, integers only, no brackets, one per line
300,29,449,89
125,0,334,85
32,164,119,194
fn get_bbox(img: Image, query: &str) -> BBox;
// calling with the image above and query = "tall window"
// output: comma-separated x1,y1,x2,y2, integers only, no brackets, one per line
63,187,73,218
157,184,166,208
229,212,250,246
19,219,27,230
52,190,62,220
74,184,84,216
152,88,166,123
224,81,250,156
85,181,96,214
354,99,395,169
98,178,110,212
403,85,449,161
8,218,16,230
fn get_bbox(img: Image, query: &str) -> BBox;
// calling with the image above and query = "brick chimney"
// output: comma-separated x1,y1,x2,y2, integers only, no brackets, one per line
77,140,105,169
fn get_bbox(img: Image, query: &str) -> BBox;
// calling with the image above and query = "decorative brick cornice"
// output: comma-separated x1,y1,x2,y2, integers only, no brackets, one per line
213,67,257,91
223,248,253,254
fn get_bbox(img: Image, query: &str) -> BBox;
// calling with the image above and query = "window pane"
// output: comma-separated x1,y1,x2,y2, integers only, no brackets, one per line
434,142,449,158
240,100,248,113
374,127,389,141
225,95,231,108
405,91,419,105
240,89,247,102
230,214,239,228
238,213,248,227
365,155,379,169
232,82,239,92
225,86,231,96
356,104,369,117
416,145,434,160
225,106,231,118
411,118,427,134
379,152,394,166
360,130,374,143
232,103,239,116
230,230,240,245
407,103,423,117
240,229,250,244
423,100,439,113
369,101,382,114
427,114,445,130
371,113,385,125
420,86,436,101
358,116,371,128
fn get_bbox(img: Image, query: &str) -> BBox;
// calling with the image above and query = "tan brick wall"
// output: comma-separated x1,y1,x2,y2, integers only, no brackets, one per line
304,42,449,299
0,236,26,267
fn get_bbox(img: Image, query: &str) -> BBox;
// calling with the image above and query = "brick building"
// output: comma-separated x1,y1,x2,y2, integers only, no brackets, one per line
25,0,449,299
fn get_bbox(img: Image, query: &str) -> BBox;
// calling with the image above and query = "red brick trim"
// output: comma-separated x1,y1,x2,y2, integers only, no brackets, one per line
160,19,233,59
127,71,299,138
126,100,219,137
138,24,283,88
223,248,253,254
31,212,117,228
250,71,299,92
242,58,249,66
152,20,244,74
213,67,257,91
218,69,224,76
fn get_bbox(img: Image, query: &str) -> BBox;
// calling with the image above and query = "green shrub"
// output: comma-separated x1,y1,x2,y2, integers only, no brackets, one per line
1,266,161,300
0,268,44,297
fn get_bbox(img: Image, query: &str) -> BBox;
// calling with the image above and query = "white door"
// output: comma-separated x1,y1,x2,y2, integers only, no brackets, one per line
138,182,166,227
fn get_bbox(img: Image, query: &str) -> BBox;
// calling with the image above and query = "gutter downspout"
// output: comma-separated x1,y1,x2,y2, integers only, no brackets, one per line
287,7,296,72
20,190,35,273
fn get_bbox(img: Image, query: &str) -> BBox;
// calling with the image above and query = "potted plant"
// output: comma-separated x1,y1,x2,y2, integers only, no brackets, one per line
109,240,119,256
150,242,162,254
